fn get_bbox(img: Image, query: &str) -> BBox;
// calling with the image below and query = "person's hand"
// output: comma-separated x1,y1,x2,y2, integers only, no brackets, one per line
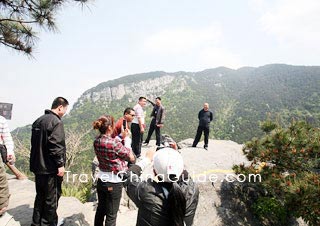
145,148,156,162
57,166,65,177
0,206,7,215
156,124,164,128
140,127,145,133
7,154,16,165
121,128,130,139
125,128,131,136
169,142,178,150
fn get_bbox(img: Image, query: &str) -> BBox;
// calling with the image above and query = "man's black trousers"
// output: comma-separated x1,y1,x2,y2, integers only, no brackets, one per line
145,118,161,146
131,123,143,157
31,174,62,226
192,126,210,147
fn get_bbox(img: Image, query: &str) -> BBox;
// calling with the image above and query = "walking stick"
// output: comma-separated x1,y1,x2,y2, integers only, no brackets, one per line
5,162,28,180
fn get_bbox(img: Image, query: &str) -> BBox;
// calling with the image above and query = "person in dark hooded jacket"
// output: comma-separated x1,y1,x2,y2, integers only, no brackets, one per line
122,147,199,226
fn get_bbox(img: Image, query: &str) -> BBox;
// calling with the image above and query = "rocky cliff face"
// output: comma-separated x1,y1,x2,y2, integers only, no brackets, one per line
74,74,188,108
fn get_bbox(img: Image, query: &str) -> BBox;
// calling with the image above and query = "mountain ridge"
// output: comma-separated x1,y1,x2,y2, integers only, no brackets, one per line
12,64,320,172
14,64,320,144
64,64,320,143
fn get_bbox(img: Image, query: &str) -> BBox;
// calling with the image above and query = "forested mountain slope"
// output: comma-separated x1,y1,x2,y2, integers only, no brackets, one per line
13,64,320,172
65,64,320,143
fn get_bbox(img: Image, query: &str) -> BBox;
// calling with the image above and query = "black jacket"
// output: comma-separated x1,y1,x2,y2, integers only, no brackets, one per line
30,110,66,174
198,109,213,127
124,165,199,226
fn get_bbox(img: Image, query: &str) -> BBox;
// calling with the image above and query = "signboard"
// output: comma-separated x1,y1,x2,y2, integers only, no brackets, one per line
0,102,13,120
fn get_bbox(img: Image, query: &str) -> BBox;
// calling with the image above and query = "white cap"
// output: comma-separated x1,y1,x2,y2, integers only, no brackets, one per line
153,148,184,182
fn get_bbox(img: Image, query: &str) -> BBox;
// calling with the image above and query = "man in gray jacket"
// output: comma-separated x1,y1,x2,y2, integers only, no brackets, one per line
144,97,165,146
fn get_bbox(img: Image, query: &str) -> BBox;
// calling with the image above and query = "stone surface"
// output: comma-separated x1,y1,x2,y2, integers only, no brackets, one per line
5,139,308,226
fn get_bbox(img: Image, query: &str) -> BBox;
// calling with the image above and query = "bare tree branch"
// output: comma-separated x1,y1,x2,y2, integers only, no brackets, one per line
65,128,92,169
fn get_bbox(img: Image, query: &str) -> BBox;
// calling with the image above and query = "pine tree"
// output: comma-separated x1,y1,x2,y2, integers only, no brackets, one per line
0,0,89,55
234,119,320,225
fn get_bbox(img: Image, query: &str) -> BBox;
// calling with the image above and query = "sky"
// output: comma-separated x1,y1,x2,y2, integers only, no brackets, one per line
1,0,320,130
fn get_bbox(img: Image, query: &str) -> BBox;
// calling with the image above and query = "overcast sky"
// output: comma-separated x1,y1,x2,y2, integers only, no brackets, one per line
1,0,320,130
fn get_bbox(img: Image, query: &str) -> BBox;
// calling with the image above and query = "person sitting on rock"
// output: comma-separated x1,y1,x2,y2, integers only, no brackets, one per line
122,147,199,226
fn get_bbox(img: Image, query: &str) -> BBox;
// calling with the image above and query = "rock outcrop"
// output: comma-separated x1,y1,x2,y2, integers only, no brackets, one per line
4,139,307,226
75,74,188,108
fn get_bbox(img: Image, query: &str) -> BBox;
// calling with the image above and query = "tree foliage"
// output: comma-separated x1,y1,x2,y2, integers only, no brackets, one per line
0,0,89,54
234,120,320,225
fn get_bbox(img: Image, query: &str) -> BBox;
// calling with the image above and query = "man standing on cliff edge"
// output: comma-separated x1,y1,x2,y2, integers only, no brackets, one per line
192,103,213,150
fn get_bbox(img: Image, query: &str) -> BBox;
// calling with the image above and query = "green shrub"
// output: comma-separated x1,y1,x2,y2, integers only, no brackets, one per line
252,197,287,225
62,181,92,203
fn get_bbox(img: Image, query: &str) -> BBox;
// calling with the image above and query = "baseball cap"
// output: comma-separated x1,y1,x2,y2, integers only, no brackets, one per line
153,148,184,182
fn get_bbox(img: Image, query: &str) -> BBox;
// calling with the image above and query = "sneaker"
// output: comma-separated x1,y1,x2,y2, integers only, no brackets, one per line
204,146,208,150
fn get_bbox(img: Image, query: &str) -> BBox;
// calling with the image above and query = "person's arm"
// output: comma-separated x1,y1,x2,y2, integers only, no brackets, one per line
146,98,155,106
0,118,15,162
180,170,200,226
136,107,145,133
157,106,165,126
210,111,213,122
198,110,202,120
114,137,136,163
123,149,155,206
48,121,66,176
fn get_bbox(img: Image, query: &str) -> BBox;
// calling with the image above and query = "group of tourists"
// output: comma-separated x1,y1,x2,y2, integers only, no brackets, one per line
1,96,215,226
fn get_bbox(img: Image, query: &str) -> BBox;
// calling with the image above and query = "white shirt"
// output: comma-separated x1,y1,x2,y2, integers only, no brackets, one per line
0,115,14,155
132,103,145,125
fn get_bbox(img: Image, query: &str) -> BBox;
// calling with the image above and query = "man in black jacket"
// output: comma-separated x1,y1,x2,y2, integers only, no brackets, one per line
30,97,69,226
192,103,213,150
